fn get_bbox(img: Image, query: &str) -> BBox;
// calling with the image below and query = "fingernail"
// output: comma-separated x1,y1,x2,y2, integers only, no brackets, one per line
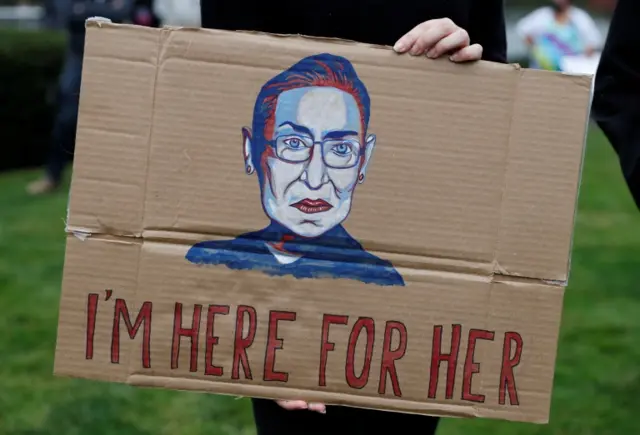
409,47,420,56
426,49,436,58
449,55,458,62
393,42,405,52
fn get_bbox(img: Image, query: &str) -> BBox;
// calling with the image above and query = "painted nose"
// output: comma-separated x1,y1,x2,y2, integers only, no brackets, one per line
303,144,329,190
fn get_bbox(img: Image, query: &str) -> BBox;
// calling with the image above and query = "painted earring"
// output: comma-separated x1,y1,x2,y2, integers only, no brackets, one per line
358,174,364,182
246,164,253,174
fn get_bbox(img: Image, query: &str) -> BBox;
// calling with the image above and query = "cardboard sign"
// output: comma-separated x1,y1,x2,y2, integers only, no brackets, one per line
54,20,593,424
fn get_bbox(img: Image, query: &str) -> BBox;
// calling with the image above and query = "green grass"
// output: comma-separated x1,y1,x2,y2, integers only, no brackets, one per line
1,126,639,434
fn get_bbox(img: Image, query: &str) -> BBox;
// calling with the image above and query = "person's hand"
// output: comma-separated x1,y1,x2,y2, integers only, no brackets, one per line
276,400,326,414
393,18,482,62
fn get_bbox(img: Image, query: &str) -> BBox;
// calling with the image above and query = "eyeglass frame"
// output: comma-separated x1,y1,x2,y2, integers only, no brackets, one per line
265,134,365,170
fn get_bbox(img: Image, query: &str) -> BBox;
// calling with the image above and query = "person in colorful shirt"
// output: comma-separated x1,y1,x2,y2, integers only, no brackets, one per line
516,0,602,71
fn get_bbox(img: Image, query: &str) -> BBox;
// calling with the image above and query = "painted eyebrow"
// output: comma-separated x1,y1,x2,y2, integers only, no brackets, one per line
323,130,359,140
277,122,313,137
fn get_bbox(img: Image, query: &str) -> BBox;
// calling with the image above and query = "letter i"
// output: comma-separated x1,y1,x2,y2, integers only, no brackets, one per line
86,293,99,360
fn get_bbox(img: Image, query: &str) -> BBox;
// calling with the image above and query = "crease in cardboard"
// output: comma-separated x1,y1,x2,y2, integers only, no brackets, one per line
490,67,524,279
70,228,93,241
80,229,569,286
123,24,168,385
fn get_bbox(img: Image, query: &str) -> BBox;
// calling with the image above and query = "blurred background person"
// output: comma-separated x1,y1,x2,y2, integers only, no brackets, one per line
516,0,603,72
152,0,200,27
26,0,156,195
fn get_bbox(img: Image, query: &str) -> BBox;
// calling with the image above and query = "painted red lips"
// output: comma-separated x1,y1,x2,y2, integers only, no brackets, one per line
291,198,333,214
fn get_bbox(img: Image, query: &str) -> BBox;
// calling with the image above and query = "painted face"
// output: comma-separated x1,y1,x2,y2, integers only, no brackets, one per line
243,86,376,238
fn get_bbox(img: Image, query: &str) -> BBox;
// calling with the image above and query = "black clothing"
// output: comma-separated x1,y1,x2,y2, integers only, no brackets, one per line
591,0,640,209
199,1,507,433
200,0,507,63
251,398,441,435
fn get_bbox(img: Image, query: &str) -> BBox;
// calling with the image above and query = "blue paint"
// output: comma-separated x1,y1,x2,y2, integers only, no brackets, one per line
186,53,405,287
186,222,405,286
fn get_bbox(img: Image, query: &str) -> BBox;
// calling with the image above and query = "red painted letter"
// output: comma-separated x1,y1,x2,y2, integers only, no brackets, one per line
378,320,407,397
232,305,257,380
171,303,202,372
462,329,495,403
318,314,348,387
428,324,461,399
86,293,99,360
263,311,297,382
346,317,375,389
499,331,523,405
205,305,230,377
111,299,152,368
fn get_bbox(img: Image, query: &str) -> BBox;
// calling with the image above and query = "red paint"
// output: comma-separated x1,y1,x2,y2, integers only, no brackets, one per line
232,305,257,380
270,234,296,254
85,293,99,360
318,314,349,387
462,329,495,403
291,198,333,214
428,324,461,399
171,303,202,372
111,298,152,368
378,320,407,397
499,331,523,406
263,311,297,382
345,317,375,389
205,305,230,377
260,59,367,145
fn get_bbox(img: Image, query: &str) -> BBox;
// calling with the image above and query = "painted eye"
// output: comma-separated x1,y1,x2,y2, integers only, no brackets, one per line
332,143,350,155
284,138,304,149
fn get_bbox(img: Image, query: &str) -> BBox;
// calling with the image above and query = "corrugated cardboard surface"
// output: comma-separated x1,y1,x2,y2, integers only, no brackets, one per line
54,21,593,423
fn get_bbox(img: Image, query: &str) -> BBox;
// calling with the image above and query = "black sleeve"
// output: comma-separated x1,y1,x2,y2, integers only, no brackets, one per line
591,0,640,209
200,0,260,31
468,0,507,64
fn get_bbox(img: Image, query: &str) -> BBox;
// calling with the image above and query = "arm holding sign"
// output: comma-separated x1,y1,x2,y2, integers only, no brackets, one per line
591,0,640,208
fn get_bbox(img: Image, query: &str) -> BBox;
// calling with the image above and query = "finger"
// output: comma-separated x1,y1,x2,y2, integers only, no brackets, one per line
276,400,308,410
393,19,455,53
426,28,470,59
406,19,458,56
307,402,327,414
393,23,423,53
449,44,483,62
